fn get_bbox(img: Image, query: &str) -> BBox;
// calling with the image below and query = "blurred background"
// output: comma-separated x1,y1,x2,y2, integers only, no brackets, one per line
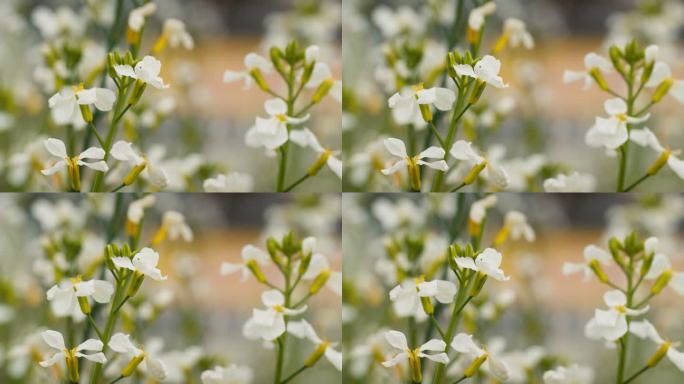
0,0,341,191
342,0,684,191
342,193,684,383
0,193,341,383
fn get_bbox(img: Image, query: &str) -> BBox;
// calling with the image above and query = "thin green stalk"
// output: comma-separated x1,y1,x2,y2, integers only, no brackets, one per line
274,256,293,383
91,85,130,191
280,365,308,384
623,365,650,384
283,174,310,192
617,65,635,192
623,174,650,192
616,256,635,384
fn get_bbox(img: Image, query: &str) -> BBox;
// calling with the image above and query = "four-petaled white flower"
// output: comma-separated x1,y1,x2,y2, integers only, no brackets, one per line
288,319,342,371
246,99,310,150
160,211,194,242
128,3,157,31
543,172,596,192
39,330,106,367
112,247,167,281
127,195,156,225
450,333,510,381
220,244,271,281
455,55,508,89
389,278,456,317
109,333,168,381
563,53,613,90
468,2,497,31
46,278,114,318
114,56,169,89
41,138,108,175
563,244,612,281
161,19,194,50
585,290,649,341
48,87,115,126
630,127,684,180
381,138,448,175
223,53,273,89
455,248,510,281
388,86,455,127
243,290,307,341
542,364,594,384
469,195,497,224
500,18,534,50
630,319,684,371
503,211,535,242
290,128,343,178
382,330,449,367
201,364,254,384
585,98,649,150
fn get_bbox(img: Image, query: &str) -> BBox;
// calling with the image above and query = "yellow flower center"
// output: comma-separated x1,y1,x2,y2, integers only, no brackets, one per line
276,114,288,122
273,305,285,313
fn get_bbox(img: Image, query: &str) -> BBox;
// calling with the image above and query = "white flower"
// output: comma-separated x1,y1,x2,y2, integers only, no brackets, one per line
203,172,254,192
246,99,310,150
288,319,342,370
112,247,167,281
563,53,613,90
629,319,684,371
381,138,448,175
223,53,273,89
290,128,342,178
48,87,115,126
455,55,508,88
563,244,612,281
630,127,684,180
300,239,342,296
543,172,596,192
644,61,684,104
41,138,108,175
161,19,193,50
454,248,510,281
500,18,534,50
161,211,193,242
46,278,114,318
389,278,456,317
39,330,106,367
449,140,509,188
469,195,497,224
543,364,594,384
388,86,455,127
128,3,157,31
503,211,535,242
371,5,426,38
109,333,168,381
382,330,449,367
201,364,253,384
243,290,307,341
114,56,169,89
31,6,86,39
110,140,145,166
642,253,684,295
127,195,156,224
220,244,271,281
585,290,649,341
468,2,497,31
450,333,510,381
585,98,649,150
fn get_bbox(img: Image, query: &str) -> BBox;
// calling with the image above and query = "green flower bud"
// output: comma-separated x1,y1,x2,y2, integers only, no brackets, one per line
651,270,673,294
464,353,488,377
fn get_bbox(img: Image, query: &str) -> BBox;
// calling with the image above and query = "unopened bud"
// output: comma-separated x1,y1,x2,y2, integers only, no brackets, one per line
420,296,434,315
129,80,147,106
588,259,610,284
640,253,654,277
122,354,145,377
589,68,610,91
250,68,270,92
77,296,91,315
608,237,625,268
648,149,671,176
464,353,488,377
469,80,487,104
301,62,315,88
246,259,267,283
312,79,334,104
641,61,655,85
419,104,433,122
470,273,487,296
270,47,286,74
464,161,487,185
304,342,328,367
80,105,93,123
309,269,330,294
609,46,626,76
652,78,673,102
298,253,312,276
127,271,145,297
307,150,332,176
651,270,673,294
647,341,671,367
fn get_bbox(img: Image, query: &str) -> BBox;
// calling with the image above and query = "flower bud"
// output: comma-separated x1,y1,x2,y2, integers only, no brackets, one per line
651,270,673,294
464,161,487,185
648,149,671,175
312,79,334,104
301,62,315,88
309,269,331,294
641,61,655,85
270,47,286,74
624,232,642,256
419,104,433,122
652,78,673,103
448,245,460,271
77,296,91,315
609,46,626,76
304,342,328,367
588,259,610,284
640,253,654,277
246,259,267,283
408,350,423,383
128,80,147,106
123,162,147,186
127,271,145,297
589,68,610,92
249,68,270,92
266,237,281,263
608,237,625,268
464,353,488,377
447,52,459,78
420,296,434,315
307,150,332,176
80,104,93,123
65,349,80,383
470,272,488,296
469,80,487,104
647,342,671,367
122,354,145,377
298,253,312,277
106,244,118,270
624,40,643,64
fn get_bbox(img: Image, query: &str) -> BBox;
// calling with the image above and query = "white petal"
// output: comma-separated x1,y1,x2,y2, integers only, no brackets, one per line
604,98,627,116
42,330,66,350
384,138,408,158
668,156,684,179
44,138,68,158
420,339,446,352
418,146,445,159
262,289,285,307
603,290,626,307
264,98,288,116
76,339,103,352
385,330,409,351
381,159,407,175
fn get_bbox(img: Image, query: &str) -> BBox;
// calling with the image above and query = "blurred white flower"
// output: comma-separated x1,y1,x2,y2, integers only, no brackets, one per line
585,290,649,341
630,319,684,371
502,211,535,242
630,127,684,180
388,86,455,127
47,278,114,318
382,330,449,367
300,238,342,296
543,172,596,192
243,290,307,341
455,248,510,281
381,138,448,175
642,253,684,296
41,138,108,175
543,364,594,384
39,330,105,367
48,87,115,126
563,245,612,281
160,19,194,50
114,56,169,89
112,247,167,281
221,244,271,282
455,56,508,88
499,18,534,50
389,278,456,317
371,5,425,38
468,2,497,31
288,319,342,370
644,60,684,104
450,333,510,381
223,53,273,90
585,98,649,150
246,99,310,150
469,195,497,224
563,53,612,90
201,364,253,384
128,2,157,31
31,6,86,39
204,172,254,192
160,211,193,242
290,128,342,178
109,333,168,381
449,140,510,189
127,195,156,224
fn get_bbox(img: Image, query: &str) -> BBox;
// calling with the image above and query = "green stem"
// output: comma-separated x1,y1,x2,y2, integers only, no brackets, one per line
623,174,650,192
616,256,635,384
622,365,650,384
432,280,473,384
109,376,125,384
87,315,103,340
91,87,130,192
283,174,310,192
280,365,308,384
617,65,636,192
452,376,467,384
450,183,466,192
429,121,447,150
277,147,289,192
89,276,129,383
